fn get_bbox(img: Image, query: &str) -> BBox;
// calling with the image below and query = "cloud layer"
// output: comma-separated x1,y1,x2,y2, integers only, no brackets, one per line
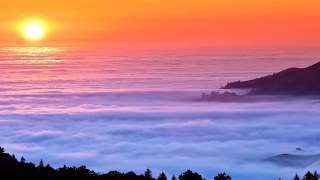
1,92,320,180
1,47,320,180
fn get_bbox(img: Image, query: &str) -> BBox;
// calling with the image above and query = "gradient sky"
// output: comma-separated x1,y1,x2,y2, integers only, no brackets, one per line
1,0,320,48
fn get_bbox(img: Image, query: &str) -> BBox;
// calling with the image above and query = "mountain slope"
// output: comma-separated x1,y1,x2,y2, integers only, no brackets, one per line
224,61,320,96
262,154,320,167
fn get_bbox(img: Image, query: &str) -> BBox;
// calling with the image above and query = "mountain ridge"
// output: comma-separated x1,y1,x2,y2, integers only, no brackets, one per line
262,153,320,167
223,61,320,96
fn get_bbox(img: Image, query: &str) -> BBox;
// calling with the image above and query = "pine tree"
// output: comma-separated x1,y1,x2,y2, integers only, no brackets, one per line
214,172,231,180
303,171,314,180
158,172,167,180
0,147,4,153
179,170,203,180
293,173,300,180
145,168,153,179
171,175,177,180
313,170,319,180
39,159,44,167
20,156,26,163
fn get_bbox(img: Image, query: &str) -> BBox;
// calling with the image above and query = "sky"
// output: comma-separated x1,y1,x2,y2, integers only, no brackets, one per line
1,0,320,179
1,0,320,48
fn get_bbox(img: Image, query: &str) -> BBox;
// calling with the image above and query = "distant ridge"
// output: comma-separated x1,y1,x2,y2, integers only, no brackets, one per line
224,61,320,96
262,154,320,167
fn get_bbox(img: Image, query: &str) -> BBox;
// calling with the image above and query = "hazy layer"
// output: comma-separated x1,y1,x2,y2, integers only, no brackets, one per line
1,47,320,180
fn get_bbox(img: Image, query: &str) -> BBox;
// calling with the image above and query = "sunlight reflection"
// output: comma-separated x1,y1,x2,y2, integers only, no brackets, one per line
1,47,67,64
3,47,65,56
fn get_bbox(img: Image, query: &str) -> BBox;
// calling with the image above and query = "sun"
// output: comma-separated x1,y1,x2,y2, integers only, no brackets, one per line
24,23,45,40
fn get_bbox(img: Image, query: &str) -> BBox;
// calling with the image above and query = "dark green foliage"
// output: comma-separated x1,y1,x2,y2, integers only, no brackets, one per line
178,170,203,180
214,172,231,180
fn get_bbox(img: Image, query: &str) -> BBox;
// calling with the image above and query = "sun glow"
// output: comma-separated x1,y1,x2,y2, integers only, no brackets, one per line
24,22,45,40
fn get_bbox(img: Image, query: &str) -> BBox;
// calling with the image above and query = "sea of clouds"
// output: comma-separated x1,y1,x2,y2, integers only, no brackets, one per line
1,91,320,180
1,47,320,180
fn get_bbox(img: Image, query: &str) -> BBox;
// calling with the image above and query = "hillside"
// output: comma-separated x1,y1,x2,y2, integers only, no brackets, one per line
224,61,320,96
262,153,320,167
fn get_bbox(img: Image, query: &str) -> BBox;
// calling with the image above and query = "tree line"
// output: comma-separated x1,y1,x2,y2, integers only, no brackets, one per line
0,146,230,180
291,171,320,180
0,146,318,180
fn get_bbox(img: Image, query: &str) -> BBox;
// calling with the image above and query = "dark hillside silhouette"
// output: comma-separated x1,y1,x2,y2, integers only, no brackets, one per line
223,61,320,96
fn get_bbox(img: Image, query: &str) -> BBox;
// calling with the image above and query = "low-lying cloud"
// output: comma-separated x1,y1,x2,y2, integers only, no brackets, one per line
0,92,320,180
2,47,320,179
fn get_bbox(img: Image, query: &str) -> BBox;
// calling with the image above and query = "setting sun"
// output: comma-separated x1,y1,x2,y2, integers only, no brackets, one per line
24,23,45,40
1,0,320,179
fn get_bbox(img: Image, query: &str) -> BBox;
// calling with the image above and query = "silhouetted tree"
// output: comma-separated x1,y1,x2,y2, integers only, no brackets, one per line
171,175,177,180
123,171,138,180
293,173,300,180
313,171,319,180
56,165,96,180
178,170,203,180
0,146,4,153
10,153,15,159
105,170,122,180
145,168,153,179
41,164,56,179
38,159,44,167
214,172,231,180
158,172,167,180
0,146,229,180
77,165,96,179
20,156,26,163
303,171,314,180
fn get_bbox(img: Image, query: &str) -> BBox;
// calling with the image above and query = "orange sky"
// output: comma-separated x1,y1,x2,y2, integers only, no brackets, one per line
1,0,320,48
